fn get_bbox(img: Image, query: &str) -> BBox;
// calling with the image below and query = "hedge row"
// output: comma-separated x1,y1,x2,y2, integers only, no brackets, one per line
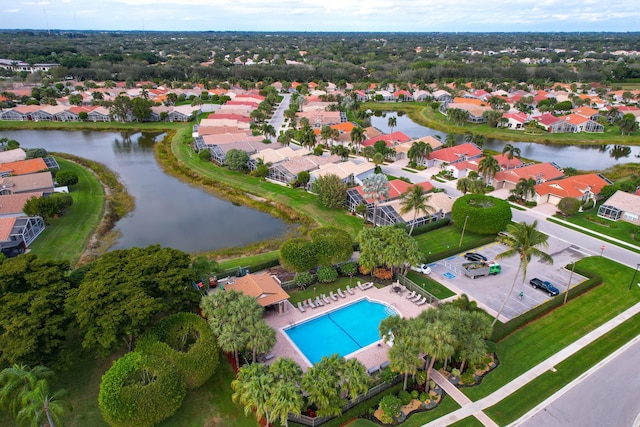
491,264,602,341
410,218,451,237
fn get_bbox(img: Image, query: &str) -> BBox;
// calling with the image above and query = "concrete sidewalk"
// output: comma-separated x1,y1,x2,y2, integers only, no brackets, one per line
424,301,640,426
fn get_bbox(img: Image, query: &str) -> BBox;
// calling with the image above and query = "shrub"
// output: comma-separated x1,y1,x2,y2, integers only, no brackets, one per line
373,267,393,281
312,173,347,209
398,389,412,405
136,312,219,390
451,194,512,235
378,394,402,424
99,352,186,427
381,367,396,384
339,261,358,277
558,197,581,216
197,149,211,161
451,368,461,377
55,169,79,186
293,272,315,287
461,372,475,384
410,218,451,237
317,266,338,283
420,392,429,402
525,201,537,207
310,227,354,266
415,370,426,385
279,238,318,272
359,265,372,275
25,147,48,159
411,390,419,399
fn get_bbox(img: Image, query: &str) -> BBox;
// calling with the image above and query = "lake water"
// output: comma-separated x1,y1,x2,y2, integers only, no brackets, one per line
1,130,288,253
370,112,640,170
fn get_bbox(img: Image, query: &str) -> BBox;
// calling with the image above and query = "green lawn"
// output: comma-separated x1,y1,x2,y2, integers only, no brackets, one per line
345,396,461,427
547,218,640,255
554,208,640,249
413,225,489,259
462,256,640,401
218,250,280,271
485,312,640,425
28,158,105,265
287,276,374,305
405,271,456,299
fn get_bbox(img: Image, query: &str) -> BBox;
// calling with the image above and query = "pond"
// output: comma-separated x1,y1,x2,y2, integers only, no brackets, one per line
1,130,288,253
370,112,640,170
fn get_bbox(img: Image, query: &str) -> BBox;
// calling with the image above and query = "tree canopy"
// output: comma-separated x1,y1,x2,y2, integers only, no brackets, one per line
358,226,421,274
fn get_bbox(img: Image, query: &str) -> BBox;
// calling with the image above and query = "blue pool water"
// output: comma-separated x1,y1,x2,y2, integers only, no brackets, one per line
284,299,397,364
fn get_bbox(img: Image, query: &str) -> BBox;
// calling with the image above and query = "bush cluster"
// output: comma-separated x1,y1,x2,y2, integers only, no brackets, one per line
317,266,338,283
410,218,451,236
293,271,315,287
451,194,512,235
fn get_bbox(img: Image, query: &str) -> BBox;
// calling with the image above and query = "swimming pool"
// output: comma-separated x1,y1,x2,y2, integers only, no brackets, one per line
284,299,398,365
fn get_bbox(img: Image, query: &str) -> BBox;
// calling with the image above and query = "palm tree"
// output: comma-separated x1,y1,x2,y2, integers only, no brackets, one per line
341,359,370,400
218,323,248,368
456,177,473,195
407,141,429,166
232,363,273,427
350,126,365,153
0,365,53,418
330,144,350,160
502,143,521,170
269,381,302,427
444,132,457,148
246,321,276,363
478,155,500,184
512,177,536,202
16,379,71,427
389,336,421,390
320,125,333,146
399,185,435,236
388,116,397,133
269,357,302,385
492,221,553,326
362,174,390,227
421,318,456,386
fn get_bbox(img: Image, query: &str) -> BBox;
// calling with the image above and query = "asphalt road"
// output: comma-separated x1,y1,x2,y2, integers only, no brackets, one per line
269,93,291,137
518,337,640,427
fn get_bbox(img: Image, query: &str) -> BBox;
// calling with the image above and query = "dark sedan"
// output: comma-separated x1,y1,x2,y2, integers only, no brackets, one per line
530,278,560,296
464,252,487,262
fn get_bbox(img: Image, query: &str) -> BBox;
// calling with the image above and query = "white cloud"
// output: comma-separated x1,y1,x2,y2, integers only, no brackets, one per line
3,8,20,12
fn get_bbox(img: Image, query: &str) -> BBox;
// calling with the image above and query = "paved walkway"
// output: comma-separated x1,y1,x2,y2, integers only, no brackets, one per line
424,301,640,426
430,370,498,427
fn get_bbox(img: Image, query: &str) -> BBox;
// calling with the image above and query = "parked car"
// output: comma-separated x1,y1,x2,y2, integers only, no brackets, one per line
464,252,487,262
410,264,432,275
529,278,560,296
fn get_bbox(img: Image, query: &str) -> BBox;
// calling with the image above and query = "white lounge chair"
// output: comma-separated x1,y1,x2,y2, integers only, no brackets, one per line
308,299,316,309
411,294,422,302
322,294,331,304
406,290,416,299
315,296,324,306
297,302,305,312
337,288,346,298
360,282,373,290
346,285,355,295
330,291,338,301
357,282,365,290
415,297,428,306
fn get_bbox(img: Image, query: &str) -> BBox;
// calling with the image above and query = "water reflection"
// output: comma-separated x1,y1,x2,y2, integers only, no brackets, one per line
370,112,640,170
0,130,288,253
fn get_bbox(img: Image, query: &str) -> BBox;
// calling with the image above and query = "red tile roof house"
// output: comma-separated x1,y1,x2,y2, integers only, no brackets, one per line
563,114,604,133
493,162,564,191
532,113,576,133
426,143,483,168
499,112,528,130
361,131,411,149
533,173,611,206
345,180,435,227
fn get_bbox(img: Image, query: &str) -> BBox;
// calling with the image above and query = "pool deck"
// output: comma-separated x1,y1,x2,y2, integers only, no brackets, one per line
263,283,435,371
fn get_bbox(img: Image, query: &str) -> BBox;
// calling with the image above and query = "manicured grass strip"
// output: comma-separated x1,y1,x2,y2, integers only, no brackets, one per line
218,250,280,271
413,225,490,257
485,313,640,425
463,256,640,401
0,119,182,132
28,158,104,265
509,203,526,211
345,396,461,427
406,271,456,299
401,168,418,173
449,416,486,427
287,276,367,305
547,216,640,255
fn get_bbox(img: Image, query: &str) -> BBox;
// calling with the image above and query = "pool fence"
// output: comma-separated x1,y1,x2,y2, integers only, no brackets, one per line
287,374,403,426
394,273,440,306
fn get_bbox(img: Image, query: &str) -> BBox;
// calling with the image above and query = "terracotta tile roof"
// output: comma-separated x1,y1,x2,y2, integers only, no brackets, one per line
502,112,528,123
534,173,610,199
331,122,356,133
0,192,42,215
564,114,590,125
453,97,486,106
0,217,17,241
494,162,564,184
0,158,48,176
223,273,290,307
533,113,562,126
362,131,411,147
428,143,482,163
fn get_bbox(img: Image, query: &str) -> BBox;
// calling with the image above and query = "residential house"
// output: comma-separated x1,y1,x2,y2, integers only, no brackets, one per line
361,131,411,148
395,135,443,163
0,149,27,164
493,162,564,190
267,154,341,185
248,147,311,170
167,105,198,122
0,172,55,195
534,173,611,206
87,106,111,122
440,98,492,123
431,90,453,104
345,179,433,214
500,112,528,130
0,192,43,218
427,143,483,168
374,191,454,228
597,190,640,224
309,160,375,186
563,114,604,133
0,158,50,178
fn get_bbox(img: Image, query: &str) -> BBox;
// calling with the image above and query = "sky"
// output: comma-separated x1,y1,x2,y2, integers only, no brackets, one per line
1,0,639,33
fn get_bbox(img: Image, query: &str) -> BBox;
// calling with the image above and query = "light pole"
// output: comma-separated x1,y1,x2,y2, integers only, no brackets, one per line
629,264,640,290
564,262,576,305
459,215,470,248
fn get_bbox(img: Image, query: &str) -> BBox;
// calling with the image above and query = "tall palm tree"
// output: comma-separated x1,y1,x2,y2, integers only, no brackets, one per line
456,177,473,195
407,141,426,166
232,363,273,427
218,323,248,368
478,155,500,184
320,125,333,146
269,357,302,385
16,379,71,427
269,381,302,427
350,126,365,153
512,177,536,202
246,321,276,363
362,174,390,227
341,359,370,400
444,132,457,148
0,365,53,418
492,221,553,326
421,318,456,385
388,116,397,133
399,185,435,236
502,143,521,170
388,336,421,391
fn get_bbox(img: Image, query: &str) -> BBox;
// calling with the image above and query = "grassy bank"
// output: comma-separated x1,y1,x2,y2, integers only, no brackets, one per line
28,158,105,265
362,102,640,146
463,256,640,401
161,127,364,239
0,120,180,132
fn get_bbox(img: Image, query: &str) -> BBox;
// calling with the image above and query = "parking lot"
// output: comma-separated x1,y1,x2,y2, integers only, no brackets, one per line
422,237,589,322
